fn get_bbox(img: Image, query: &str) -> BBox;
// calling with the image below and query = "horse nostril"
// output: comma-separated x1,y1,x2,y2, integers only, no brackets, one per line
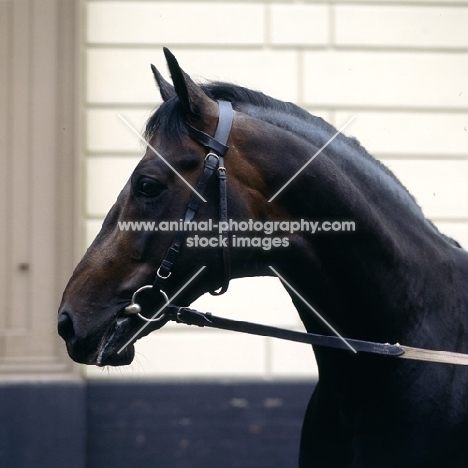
58,311,75,341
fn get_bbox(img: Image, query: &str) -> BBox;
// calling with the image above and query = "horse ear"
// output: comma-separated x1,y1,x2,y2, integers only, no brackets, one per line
151,64,175,102
163,47,216,119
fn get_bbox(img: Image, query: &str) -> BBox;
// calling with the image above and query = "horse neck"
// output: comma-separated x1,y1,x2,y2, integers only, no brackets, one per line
257,128,467,350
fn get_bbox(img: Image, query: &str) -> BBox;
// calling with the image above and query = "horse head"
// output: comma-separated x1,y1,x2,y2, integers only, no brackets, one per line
57,49,283,366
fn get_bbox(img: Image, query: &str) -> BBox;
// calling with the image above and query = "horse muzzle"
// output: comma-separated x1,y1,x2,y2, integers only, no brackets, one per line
57,307,136,366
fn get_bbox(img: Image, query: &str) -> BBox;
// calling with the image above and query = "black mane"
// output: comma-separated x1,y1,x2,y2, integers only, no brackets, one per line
144,81,460,247
145,82,399,189
144,81,336,144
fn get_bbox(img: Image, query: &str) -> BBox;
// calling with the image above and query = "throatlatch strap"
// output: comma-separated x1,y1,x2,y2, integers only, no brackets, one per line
209,101,233,295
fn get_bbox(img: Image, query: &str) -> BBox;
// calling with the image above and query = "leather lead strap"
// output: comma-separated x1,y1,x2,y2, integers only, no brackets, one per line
171,306,405,357
167,306,468,365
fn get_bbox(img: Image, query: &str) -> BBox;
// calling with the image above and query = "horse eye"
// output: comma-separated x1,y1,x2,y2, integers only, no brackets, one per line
135,177,162,197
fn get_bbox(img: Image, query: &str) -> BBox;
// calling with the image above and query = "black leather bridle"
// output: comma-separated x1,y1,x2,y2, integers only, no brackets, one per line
124,100,234,321
155,100,233,295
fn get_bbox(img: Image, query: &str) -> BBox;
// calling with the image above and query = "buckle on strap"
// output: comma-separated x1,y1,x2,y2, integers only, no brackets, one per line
157,265,172,279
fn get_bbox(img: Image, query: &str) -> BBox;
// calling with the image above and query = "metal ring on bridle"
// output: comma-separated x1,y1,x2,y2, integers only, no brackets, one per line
124,285,170,323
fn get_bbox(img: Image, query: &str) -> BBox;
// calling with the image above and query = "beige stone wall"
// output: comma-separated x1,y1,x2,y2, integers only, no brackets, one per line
0,0,80,380
83,1,468,380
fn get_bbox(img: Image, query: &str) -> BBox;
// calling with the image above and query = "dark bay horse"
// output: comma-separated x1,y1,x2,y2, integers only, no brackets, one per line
58,48,468,467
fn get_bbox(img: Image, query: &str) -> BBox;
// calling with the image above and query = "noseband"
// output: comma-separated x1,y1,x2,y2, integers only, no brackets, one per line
124,100,234,321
